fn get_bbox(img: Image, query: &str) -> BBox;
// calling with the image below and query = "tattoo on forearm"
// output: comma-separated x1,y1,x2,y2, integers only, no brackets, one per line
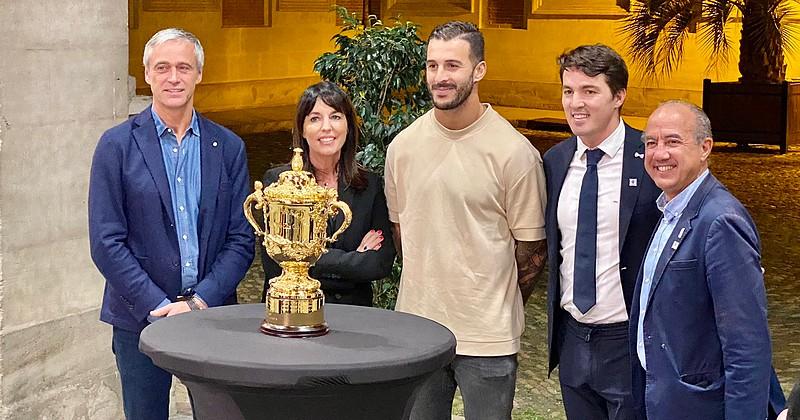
516,239,547,304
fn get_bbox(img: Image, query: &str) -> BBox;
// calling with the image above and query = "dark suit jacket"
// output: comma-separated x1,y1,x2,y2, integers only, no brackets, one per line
89,107,255,333
260,165,396,306
629,174,772,420
543,125,661,373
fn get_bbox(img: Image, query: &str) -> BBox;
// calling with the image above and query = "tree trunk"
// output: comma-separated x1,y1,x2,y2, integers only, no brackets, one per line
738,0,786,83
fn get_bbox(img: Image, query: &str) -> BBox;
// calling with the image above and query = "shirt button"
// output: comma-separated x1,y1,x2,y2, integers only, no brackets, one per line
185,261,191,267
182,234,188,240
660,343,666,349
179,206,185,212
177,177,182,183
172,147,178,153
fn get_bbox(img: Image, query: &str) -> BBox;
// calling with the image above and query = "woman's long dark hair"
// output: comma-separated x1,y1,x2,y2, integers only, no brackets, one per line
294,81,367,191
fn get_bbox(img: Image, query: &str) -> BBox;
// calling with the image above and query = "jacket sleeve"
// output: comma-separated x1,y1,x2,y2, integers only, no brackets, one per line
705,212,771,420
88,134,169,321
194,136,255,306
311,183,396,282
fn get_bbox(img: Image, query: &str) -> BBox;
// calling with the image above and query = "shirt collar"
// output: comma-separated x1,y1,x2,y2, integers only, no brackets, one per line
151,107,200,138
576,118,625,159
656,168,710,222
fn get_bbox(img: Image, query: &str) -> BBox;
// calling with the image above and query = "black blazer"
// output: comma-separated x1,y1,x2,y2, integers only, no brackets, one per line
260,165,396,306
542,124,661,373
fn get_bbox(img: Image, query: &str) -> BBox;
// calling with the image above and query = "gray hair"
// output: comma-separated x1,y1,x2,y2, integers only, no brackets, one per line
143,28,204,72
658,100,713,144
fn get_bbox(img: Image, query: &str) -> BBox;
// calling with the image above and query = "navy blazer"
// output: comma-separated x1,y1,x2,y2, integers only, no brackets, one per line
89,107,255,333
543,124,661,373
628,174,772,420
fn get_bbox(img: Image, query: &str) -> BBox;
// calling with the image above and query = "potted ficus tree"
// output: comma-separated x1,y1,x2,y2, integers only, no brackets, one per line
621,0,800,152
314,6,431,308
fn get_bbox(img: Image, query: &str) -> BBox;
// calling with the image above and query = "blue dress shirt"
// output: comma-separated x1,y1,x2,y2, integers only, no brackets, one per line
148,109,202,320
637,169,709,369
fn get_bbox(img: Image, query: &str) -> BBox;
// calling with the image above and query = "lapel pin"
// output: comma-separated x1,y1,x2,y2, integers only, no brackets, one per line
677,227,686,239
634,152,644,159
671,240,680,250
629,178,638,187
212,140,218,147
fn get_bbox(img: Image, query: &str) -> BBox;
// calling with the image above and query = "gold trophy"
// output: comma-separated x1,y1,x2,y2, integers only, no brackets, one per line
244,148,352,337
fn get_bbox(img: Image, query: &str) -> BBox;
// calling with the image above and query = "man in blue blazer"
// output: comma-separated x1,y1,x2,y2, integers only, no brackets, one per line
630,100,774,419
88,28,254,420
543,45,661,419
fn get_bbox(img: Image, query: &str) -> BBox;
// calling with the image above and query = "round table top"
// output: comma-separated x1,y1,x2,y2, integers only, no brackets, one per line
139,304,456,388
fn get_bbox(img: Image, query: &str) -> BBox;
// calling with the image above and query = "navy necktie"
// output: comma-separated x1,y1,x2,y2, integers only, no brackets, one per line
574,148,604,314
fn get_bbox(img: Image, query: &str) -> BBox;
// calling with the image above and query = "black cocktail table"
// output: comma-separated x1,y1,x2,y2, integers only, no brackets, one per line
139,303,456,420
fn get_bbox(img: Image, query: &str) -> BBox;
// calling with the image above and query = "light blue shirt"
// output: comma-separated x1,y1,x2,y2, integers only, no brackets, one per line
148,109,202,321
637,169,709,369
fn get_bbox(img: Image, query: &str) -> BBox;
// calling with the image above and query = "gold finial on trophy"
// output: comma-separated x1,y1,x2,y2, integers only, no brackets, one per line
291,147,304,172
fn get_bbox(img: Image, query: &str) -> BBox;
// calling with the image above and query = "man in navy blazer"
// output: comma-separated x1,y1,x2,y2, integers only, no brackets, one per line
543,45,661,419
630,101,774,419
89,28,254,419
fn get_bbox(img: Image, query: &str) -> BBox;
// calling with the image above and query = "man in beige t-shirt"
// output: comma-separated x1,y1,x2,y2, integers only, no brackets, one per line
384,21,547,420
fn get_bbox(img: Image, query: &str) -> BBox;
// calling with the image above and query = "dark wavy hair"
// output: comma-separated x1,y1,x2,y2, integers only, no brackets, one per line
294,81,367,191
557,44,628,96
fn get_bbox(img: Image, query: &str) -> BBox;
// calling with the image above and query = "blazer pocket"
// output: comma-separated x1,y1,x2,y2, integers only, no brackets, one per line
667,259,697,270
680,371,722,391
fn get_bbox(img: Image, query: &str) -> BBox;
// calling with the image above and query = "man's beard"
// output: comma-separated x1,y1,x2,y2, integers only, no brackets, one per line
430,77,474,111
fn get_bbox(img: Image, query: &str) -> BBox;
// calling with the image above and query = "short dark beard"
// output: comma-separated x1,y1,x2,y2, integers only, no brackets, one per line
430,76,474,111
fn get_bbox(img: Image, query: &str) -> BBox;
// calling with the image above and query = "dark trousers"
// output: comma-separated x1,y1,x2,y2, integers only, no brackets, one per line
557,312,636,420
112,327,172,420
408,354,518,420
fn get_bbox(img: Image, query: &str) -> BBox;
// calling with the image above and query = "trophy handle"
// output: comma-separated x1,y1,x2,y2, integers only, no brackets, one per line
243,181,267,237
327,201,352,243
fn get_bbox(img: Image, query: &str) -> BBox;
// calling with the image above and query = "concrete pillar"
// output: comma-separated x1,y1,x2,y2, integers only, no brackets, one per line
0,1,128,418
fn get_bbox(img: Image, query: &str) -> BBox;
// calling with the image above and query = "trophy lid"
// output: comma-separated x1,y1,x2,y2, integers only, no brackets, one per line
264,148,337,204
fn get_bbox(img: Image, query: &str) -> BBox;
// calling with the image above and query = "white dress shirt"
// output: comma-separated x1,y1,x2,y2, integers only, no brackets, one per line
558,119,628,324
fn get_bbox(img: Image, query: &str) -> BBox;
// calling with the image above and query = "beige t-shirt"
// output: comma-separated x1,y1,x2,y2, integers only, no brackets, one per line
384,105,546,356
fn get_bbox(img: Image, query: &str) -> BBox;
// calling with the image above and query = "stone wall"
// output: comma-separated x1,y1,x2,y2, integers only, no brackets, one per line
0,0,128,418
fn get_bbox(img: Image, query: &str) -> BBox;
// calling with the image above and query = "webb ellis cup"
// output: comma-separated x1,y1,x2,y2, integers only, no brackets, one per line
243,148,352,337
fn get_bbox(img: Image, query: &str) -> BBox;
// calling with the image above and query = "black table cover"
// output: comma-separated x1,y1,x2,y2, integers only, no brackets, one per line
140,303,456,420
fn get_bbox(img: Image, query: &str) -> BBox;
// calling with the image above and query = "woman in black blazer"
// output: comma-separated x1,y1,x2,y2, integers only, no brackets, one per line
260,81,396,306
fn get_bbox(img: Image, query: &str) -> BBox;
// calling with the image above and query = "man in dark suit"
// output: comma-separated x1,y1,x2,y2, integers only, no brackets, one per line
88,28,254,420
543,44,661,419
629,100,775,420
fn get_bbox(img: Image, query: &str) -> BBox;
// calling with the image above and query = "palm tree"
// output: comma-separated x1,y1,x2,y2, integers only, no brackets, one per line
622,0,799,83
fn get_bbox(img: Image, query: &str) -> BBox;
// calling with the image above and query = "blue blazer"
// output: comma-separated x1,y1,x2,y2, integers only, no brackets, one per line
628,174,772,420
89,107,255,333
542,125,661,373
